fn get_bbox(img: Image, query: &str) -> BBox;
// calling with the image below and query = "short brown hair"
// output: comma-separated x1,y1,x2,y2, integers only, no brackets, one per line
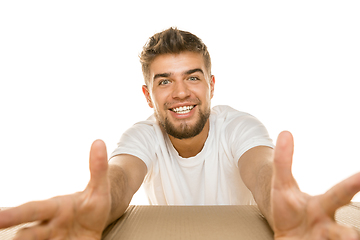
139,27,211,85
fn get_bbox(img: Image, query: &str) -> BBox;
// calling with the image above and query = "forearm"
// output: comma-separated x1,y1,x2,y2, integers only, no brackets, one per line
252,161,274,229
239,146,275,229
104,154,147,227
105,164,133,226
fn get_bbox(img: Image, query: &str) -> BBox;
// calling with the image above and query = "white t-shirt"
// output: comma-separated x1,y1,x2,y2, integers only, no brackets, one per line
110,105,274,205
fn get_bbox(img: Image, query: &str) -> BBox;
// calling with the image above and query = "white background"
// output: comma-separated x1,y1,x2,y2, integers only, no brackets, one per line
0,1,359,207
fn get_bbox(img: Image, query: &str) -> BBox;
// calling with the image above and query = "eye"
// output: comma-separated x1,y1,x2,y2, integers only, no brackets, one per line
159,79,171,85
188,76,200,81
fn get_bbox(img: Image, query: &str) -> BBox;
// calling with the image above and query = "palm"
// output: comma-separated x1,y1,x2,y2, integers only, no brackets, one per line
0,140,111,240
272,187,331,239
271,131,360,239
43,189,110,239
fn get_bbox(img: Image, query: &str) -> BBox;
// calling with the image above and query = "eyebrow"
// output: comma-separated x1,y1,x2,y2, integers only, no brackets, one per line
184,68,204,75
153,68,204,82
153,72,171,81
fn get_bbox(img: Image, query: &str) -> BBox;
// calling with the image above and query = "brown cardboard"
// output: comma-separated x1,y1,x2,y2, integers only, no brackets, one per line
335,202,360,232
102,205,273,240
101,203,360,240
1,203,360,240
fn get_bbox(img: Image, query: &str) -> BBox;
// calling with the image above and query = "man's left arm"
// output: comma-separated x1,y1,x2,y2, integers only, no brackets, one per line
238,132,360,239
238,146,275,229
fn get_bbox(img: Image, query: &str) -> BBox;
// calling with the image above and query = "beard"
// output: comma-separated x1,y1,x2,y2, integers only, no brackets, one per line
156,106,211,140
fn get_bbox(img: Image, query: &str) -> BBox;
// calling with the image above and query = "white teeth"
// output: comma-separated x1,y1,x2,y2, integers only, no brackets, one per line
172,105,194,114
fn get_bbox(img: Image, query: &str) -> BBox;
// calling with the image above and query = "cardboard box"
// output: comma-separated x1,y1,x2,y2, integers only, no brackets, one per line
1,203,360,240
102,203,360,240
102,205,273,240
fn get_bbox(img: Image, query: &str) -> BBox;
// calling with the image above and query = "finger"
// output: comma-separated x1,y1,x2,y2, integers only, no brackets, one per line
321,171,360,217
0,200,57,228
87,139,109,193
14,224,52,240
327,222,360,240
272,131,297,189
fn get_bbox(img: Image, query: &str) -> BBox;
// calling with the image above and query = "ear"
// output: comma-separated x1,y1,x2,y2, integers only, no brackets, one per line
210,75,215,99
142,85,154,108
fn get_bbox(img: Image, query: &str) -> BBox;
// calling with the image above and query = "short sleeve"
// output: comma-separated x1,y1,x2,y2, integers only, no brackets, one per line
227,114,274,167
110,121,158,171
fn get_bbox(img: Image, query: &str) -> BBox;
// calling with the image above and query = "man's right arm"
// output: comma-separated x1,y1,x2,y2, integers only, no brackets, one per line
106,154,147,226
0,140,147,240
0,141,147,240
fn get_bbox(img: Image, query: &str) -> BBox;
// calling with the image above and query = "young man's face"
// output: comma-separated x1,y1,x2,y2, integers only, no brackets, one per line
143,51,215,139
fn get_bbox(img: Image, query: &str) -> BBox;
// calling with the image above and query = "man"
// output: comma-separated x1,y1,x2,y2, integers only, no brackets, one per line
1,27,360,240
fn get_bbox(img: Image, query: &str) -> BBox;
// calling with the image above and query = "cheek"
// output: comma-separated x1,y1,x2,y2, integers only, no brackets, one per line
193,85,211,101
152,88,171,104
151,93,166,111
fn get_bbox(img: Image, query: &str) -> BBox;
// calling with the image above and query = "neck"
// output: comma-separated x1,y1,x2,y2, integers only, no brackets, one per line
168,120,210,158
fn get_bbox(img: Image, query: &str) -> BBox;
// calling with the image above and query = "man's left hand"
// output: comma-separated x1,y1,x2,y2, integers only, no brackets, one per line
271,131,360,239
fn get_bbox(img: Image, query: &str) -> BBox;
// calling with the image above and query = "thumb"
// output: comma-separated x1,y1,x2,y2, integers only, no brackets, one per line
273,131,297,189
87,139,109,192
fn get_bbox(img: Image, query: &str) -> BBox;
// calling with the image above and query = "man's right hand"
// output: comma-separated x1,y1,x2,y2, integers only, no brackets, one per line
0,139,111,240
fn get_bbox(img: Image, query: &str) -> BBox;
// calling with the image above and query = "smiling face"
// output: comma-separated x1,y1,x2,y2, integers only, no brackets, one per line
142,51,215,139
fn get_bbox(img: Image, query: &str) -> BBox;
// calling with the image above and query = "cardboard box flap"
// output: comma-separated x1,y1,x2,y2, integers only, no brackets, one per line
335,202,360,231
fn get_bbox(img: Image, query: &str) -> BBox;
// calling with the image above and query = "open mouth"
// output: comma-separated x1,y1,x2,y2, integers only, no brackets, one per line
170,105,196,114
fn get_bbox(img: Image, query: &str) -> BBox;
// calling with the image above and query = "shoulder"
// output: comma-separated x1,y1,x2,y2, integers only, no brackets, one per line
211,105,270,138
121,114,160,142
211,105,255,125
110,114,162,167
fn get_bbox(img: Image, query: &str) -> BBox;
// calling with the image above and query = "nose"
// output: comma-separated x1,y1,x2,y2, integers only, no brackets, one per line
171,80,191,100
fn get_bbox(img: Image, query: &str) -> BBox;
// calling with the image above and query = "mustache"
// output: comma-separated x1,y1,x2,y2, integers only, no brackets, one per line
164,98,201,108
